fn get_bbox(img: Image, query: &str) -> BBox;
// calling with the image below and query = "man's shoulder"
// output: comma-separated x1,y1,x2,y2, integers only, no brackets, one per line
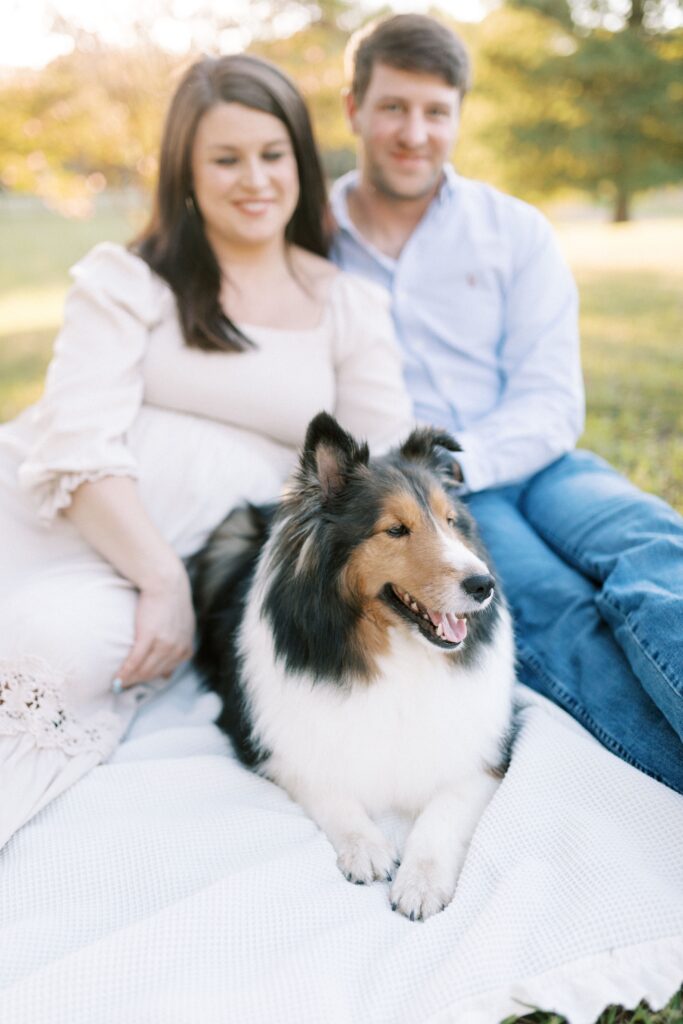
448,172,549,239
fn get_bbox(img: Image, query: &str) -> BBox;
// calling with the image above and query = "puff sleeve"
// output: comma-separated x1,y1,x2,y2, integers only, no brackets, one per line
18,243,165,524
330,273,413,452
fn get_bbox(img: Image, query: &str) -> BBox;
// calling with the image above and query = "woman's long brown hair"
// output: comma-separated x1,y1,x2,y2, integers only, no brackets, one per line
133,54,330,352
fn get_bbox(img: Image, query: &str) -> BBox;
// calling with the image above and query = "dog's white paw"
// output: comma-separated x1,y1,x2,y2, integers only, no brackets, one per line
390,858,456,921
336,833,399,885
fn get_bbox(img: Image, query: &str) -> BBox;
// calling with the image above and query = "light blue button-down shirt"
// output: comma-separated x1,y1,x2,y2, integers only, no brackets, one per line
329,166,584,493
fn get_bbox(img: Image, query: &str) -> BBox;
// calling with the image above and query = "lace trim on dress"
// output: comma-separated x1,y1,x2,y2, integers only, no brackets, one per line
0,655,121,758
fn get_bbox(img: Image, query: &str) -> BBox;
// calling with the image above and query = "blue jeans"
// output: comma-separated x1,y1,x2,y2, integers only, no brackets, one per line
464,450,683,793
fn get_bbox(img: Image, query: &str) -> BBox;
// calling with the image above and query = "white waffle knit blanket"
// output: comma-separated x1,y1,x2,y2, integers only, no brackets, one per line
1,669,681,1024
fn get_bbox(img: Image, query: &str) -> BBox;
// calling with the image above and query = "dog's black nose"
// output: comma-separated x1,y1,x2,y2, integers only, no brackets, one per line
462,574,495,603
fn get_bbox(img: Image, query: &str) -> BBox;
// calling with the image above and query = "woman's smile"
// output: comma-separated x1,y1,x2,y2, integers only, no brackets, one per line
232,197,277,215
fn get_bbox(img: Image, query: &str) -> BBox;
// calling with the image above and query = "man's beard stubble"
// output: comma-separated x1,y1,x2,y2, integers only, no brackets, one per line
367,159,442,204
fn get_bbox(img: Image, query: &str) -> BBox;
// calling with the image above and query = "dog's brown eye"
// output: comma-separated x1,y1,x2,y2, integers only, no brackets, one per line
386,524,410,538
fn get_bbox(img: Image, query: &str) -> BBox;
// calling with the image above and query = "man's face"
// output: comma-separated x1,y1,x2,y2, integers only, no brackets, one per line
346,63,461,202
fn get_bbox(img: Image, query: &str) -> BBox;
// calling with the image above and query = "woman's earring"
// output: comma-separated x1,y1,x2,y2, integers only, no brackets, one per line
185,193,196,215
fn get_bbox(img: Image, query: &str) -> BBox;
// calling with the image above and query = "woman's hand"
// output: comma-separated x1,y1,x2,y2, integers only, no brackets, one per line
117,565,195,686
65,476,197,689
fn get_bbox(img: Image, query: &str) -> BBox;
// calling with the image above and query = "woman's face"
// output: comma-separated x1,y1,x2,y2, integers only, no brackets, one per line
191,101,300,255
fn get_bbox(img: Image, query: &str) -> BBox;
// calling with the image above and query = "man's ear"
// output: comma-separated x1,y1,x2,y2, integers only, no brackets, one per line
343,87,360,135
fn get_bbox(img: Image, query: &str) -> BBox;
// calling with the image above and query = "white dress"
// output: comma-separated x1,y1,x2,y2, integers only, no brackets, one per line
0,242,413,850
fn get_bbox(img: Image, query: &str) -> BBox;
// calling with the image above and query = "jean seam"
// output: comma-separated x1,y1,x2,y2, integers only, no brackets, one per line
516,643,672,788
598,589,683,703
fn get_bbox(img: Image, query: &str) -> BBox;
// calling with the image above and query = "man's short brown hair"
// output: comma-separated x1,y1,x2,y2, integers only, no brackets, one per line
347,14,472,104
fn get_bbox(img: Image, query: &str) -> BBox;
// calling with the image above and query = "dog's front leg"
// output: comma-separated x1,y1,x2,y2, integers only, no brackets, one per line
296,787,399,886
391,773,499,920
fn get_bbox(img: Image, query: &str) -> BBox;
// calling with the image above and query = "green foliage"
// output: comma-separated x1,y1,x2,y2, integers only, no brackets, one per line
252,21,355,175
473,0,683,219
0,18,358,211
1,0,679,218
0,45,174,213
499,982,683,1022
0,2,680,218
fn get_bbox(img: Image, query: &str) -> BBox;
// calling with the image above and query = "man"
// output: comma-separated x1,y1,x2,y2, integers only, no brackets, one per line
329,13,683,792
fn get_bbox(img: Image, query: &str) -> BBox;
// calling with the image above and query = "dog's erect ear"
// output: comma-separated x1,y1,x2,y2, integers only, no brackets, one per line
302,412,369,500
400,427,462,461
399,427,462,483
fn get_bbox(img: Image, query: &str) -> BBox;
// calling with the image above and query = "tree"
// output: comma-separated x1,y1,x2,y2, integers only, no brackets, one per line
472,0,683,220
254,20,354,177
0,43,176,212
0,0,361,211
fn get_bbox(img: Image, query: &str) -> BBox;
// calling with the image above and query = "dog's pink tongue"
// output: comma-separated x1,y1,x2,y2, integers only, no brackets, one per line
431,612,468,643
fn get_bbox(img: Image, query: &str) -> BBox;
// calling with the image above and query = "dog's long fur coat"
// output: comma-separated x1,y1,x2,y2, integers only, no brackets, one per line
192,413,515,919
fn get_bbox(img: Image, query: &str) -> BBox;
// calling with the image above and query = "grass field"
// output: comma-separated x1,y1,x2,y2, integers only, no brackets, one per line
0,198,681,1022
557,220,683,513
500,987,683,1024
0,196,145,418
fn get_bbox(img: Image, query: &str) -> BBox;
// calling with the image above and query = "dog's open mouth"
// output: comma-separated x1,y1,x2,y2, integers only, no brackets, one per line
383,583,468,649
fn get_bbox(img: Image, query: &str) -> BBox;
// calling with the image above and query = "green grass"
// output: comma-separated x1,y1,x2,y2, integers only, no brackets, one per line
577,269,683,511
0,195,145,292
0,195,145,416
499,984,683,1024
554,218,683,513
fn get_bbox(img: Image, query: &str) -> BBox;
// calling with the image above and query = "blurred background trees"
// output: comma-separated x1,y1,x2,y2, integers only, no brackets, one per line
0,0,681,219
474,0,683,220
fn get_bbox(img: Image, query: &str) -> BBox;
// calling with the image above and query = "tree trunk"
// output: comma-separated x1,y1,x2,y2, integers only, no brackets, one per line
629,0,645,28
613,187,630,223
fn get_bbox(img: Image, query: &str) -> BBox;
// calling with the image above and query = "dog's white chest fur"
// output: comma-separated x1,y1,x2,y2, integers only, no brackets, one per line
240,594,514,818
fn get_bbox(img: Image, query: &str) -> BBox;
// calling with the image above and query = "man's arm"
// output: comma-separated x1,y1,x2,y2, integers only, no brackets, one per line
453,217,584,493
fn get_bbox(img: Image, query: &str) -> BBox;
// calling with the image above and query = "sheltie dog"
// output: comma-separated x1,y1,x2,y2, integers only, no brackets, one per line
192,413,515,920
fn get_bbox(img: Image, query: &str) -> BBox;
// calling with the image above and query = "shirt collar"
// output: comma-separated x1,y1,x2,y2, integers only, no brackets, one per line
439,162,459,202
328,171,395,270
329,170,360,234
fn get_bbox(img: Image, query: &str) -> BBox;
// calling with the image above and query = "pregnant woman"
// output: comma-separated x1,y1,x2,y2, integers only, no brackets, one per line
0,53,412,850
